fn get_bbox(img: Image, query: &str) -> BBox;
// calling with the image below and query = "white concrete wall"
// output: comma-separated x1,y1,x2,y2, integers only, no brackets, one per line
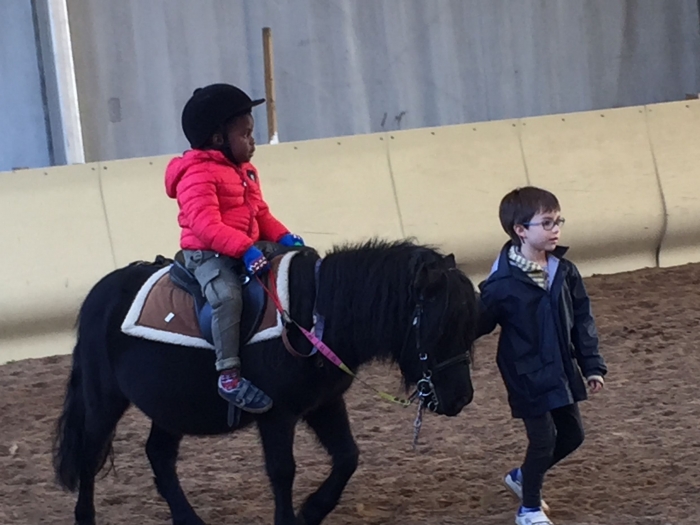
2,100,699,363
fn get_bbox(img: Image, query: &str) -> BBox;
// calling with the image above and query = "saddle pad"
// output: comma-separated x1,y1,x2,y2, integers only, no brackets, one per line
120,251,297,349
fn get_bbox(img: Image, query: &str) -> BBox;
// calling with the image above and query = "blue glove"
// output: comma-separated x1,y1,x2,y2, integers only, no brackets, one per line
278,233,305,247
242,246,270,276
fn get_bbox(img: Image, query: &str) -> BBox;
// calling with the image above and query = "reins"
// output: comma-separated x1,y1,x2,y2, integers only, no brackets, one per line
255,270,412,407
254,257,468,448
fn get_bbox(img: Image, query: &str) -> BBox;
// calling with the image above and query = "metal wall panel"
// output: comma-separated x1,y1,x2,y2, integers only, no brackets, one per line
67,0,700,162
0,0,52,170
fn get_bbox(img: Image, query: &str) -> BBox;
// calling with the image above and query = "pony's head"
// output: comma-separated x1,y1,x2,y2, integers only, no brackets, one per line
319,239,478,416
398,251,477,416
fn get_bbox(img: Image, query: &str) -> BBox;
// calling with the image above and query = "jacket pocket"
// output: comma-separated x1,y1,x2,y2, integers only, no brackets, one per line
514,354,546,375
514,354,560,397
197,261,221,287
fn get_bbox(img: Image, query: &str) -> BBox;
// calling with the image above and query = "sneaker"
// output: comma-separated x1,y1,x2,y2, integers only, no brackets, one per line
515,507,553,525
504,468,550,513
218,372,273,414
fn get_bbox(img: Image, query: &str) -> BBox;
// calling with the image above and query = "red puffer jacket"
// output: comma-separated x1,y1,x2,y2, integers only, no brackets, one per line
165,149,289,258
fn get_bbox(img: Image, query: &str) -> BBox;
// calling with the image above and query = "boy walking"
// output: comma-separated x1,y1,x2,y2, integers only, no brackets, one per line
478,186,607,525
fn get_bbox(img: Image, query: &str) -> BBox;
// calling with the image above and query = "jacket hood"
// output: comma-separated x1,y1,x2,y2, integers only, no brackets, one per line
165,149,231,198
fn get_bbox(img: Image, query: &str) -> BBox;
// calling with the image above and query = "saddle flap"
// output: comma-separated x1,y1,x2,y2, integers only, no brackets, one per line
168,260,266,344
169,260,207,310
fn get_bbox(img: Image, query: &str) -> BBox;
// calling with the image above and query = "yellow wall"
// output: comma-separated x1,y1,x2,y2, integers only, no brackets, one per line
645,102,700,267
0,164,114,362
520,107,666,276
2,100,699,363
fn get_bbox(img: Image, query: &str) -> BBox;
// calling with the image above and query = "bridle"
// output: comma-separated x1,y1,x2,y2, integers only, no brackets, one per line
403,269,470,449
404,297,469,412
259,255,470,448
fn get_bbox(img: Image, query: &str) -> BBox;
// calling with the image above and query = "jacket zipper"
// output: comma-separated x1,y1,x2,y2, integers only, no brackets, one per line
239,168,255,237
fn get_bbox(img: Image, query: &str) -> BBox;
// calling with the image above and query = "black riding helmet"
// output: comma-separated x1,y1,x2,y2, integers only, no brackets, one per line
181,83,265,149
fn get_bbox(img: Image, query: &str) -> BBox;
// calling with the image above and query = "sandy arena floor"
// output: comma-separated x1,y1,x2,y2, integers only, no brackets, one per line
1,264,699,525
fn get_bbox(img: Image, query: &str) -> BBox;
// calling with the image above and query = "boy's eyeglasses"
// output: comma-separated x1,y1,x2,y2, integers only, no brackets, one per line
524,218,566,231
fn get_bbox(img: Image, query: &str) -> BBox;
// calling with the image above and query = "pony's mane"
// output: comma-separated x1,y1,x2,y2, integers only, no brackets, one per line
316,238,449,367
324,238,444,302
326,237,438,256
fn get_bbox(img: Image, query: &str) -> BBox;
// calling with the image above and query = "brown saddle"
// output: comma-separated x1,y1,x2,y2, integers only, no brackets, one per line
120,250,299,349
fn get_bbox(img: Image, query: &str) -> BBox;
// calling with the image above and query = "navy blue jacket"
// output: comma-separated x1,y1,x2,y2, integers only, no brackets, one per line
478,243,607,419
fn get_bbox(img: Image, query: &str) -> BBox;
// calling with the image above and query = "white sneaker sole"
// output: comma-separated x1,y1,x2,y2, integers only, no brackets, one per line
515,510,554,525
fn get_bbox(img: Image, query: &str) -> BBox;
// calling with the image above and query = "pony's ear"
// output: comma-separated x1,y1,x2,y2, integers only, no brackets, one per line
414,263,444,299
443,253,456,269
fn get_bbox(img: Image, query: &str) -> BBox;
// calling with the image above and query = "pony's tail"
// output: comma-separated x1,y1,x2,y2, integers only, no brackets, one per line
52,266,142,492
53,300,121,491
52,332,86,492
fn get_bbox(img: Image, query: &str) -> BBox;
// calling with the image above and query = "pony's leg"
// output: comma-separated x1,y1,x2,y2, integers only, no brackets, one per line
297,399,359,525
258,416,298,525
146,424,205,525
75,400,130,525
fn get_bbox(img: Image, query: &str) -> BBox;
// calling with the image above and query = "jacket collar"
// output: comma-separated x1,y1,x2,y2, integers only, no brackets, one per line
488,242,568,285
184,148,252,171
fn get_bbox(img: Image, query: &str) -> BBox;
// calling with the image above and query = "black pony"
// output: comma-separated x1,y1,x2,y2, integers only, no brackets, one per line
53,240,478,525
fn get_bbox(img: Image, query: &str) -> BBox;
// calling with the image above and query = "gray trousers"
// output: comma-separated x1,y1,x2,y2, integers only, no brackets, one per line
183,250,243,371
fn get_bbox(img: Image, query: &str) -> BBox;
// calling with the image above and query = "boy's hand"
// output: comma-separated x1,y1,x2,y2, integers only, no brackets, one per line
587,375,605,393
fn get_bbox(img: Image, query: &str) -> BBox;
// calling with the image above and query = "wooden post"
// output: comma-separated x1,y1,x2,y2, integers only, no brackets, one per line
262,27,278,143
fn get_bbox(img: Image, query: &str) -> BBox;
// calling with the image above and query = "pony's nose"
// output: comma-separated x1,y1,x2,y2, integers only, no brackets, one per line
457,388,474,410
464,388,474,406
442,392,472,416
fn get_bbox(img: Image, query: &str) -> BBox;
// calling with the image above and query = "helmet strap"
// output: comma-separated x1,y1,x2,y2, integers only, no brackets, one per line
211,124,237,164
220,135,237,164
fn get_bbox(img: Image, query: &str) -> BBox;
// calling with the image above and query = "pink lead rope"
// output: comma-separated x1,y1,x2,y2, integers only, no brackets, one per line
255,271,412,407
